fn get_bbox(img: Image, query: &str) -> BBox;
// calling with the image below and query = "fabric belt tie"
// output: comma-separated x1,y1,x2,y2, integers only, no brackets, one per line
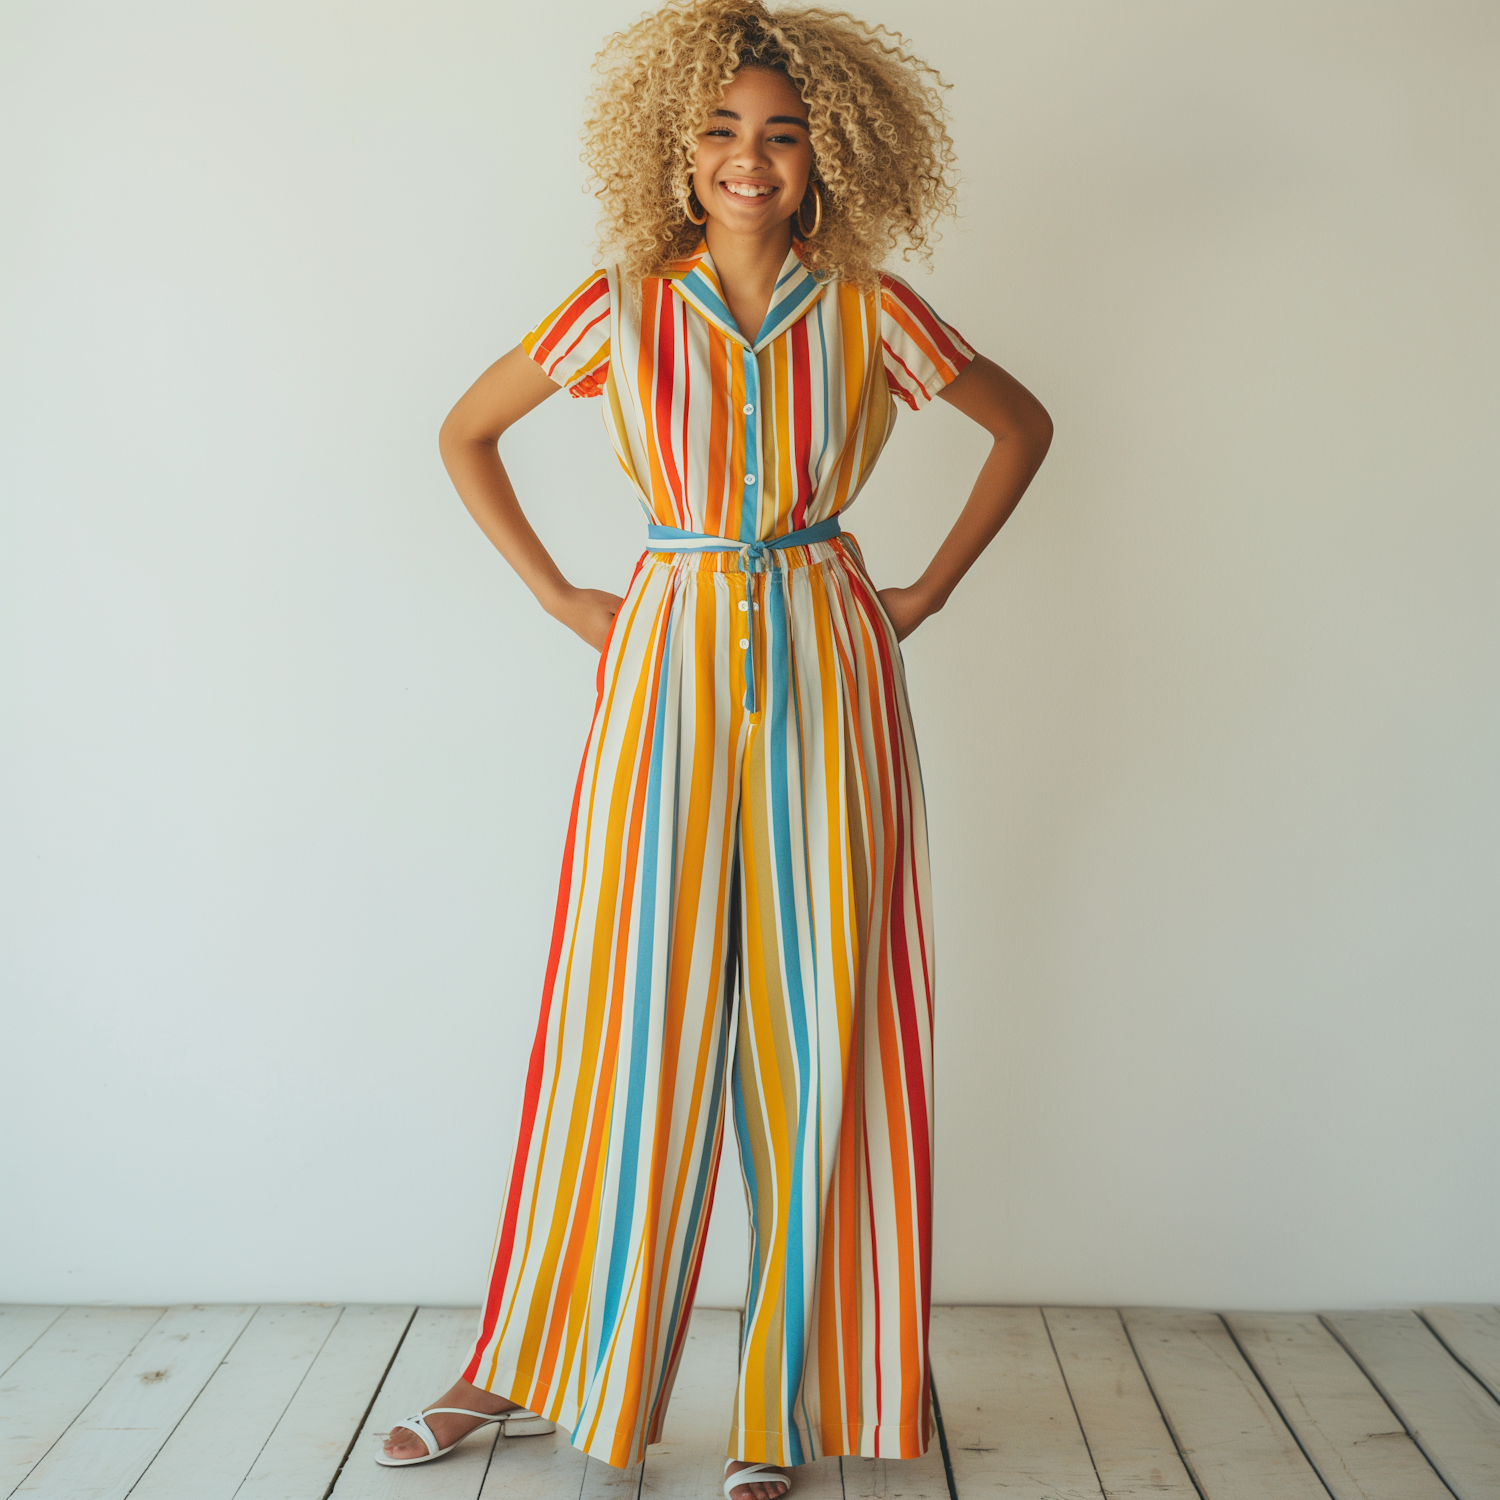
645,515,844,713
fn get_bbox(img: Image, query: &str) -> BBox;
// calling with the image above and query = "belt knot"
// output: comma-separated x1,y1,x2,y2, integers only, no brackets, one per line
641,515,845,715
738,540,773,573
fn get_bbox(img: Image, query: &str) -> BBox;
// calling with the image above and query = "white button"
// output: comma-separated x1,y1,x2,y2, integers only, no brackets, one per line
738,600,748,611
743,403,755,414
739,638,749,649
745,474,756,485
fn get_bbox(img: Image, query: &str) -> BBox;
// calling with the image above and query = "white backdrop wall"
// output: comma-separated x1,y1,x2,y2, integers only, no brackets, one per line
2,0,1496,1312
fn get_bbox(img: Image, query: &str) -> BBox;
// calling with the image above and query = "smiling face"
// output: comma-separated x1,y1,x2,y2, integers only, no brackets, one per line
690,66,815,242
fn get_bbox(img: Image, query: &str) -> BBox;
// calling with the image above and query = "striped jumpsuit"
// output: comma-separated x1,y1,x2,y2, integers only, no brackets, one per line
462,242,975,1470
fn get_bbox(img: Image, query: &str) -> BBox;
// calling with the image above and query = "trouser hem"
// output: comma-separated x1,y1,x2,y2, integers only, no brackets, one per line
728,1421,932,1464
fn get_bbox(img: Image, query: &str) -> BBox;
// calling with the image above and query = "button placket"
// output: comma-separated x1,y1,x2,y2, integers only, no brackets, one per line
741,346,763,535
738,344,766,714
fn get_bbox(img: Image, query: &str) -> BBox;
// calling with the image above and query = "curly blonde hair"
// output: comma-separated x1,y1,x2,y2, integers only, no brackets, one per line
581,0,958,290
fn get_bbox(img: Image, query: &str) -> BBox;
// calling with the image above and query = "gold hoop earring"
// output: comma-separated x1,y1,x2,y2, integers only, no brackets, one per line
685,186,708,226
796,183,823,239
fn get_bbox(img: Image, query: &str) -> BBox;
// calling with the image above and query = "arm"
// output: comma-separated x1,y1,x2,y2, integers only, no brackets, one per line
438,344,624,650
877,353,1054,640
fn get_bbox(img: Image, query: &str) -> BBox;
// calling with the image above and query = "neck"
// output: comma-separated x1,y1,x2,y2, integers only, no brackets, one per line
702,219,794,299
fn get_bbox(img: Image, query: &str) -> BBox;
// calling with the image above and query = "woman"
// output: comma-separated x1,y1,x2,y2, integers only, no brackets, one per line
380,3,1052,1496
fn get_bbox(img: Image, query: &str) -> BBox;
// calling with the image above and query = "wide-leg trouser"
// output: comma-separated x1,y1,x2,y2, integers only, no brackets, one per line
462,535,935,1469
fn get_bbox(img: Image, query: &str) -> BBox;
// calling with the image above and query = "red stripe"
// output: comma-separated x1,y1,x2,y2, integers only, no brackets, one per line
789,319,813,528
843,556,933,1226
881,340,928,410
880,274,969,369
653,284,685,509
462,706,599,1382
866,583,935,1416
889,815,933,1331
545,311,608,381
678,299,693,525
532,275,608,370
862,1128,884,1447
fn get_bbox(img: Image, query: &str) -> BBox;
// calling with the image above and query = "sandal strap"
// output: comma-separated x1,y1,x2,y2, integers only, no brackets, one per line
421,1406,523,1422
390,1406,519,1458
391,1411,438,1458
725,1462,790,1498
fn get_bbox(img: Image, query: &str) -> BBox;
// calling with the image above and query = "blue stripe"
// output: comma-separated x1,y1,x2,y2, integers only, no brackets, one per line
765,572,812,1466
672,257,825,349
732,1060,762,1308
740,347,759,543
593,608,675,1367
680,268,745,344
649,988,730,1427
646,516,844,551
755,272,821,347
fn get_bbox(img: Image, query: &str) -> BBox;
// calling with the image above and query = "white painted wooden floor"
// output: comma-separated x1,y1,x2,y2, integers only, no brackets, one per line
2,1303,1498,1499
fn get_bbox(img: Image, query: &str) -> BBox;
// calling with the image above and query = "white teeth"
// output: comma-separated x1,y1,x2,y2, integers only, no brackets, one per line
724,183,774,198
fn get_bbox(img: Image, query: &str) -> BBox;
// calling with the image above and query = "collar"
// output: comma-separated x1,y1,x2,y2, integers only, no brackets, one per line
663,240,829,351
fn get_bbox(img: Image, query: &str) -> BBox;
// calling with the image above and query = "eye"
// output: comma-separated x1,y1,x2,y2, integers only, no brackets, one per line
704,127,734,137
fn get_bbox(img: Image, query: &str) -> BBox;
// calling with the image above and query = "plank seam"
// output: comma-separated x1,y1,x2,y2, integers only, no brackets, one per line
2,1306,170,1500
928,1374,958,1500
1415,1309,1500,1412
118,1305,261,1500
1318,1315,1464,1500
319,1302,419,1500
217,1304,350,1500
0,1308,66,1381
1037,1310,1106,1500
473,1401,504,1498
1115,1312,1209,1500
1217,1315,1340,1500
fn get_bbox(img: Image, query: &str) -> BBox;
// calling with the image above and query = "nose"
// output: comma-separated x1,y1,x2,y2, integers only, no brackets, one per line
729,136,772,172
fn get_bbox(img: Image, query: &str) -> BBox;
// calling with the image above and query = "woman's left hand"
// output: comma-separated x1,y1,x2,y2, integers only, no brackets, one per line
876,585,936,642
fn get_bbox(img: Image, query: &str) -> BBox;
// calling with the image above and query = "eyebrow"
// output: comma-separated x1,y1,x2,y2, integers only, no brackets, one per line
710,109,810,129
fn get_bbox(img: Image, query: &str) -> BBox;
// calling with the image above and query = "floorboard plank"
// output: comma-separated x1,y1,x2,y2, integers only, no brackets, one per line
1324,1309,1500,1499
840,1449,948,1500
1120,1309,1326,1500
0,1306,165,1495
1227,1311,1449,1500
930,1305,1102,1499
238,1304,415,1498
839,1379,948,1500
0,1310,65,1381
477,1421,590,1500
12,1303,256,1500
788,1458,843,1500
640,1309,739,1500
1419,1306,1500,1406
1042,1307,1195,1500
328,1306,498,1500
126,1303,341,1500
578,1456,643,1498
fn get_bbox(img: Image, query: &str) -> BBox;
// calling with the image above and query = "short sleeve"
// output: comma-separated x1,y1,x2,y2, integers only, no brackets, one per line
878,271,976,412
522,270,611,398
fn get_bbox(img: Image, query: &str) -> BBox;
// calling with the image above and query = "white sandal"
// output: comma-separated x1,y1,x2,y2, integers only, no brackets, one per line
724,1460,792,1498
375,1405,556,1467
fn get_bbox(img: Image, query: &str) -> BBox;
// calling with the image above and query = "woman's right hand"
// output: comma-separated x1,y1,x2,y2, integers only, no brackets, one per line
550,586,626,652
